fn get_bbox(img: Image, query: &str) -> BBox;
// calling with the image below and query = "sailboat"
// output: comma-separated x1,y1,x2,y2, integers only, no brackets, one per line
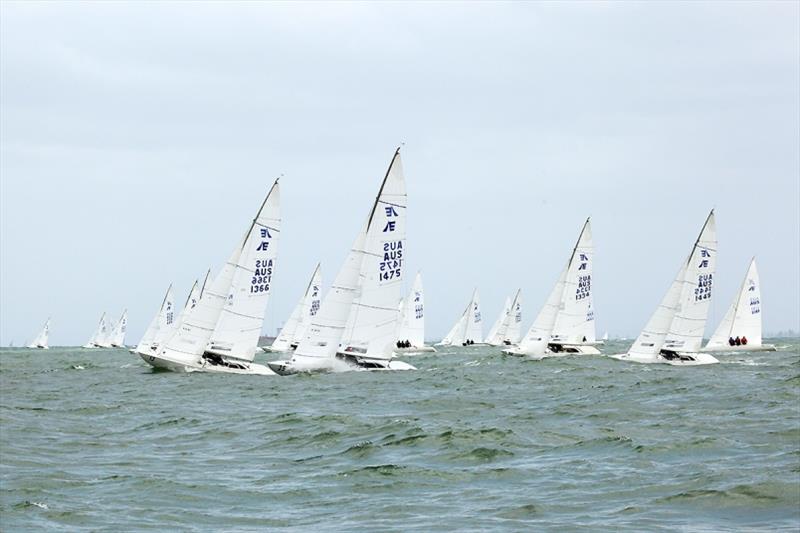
602,332,609,342
505,218,599,358
83,312,109,348
437,288,483,346
485,290,523,346
99,309,128,348
702,258,776,352
394,271,436,353
27,318,50,349
266,263,322,353
268,148,415,375
611,210,719,365
134,285,176,356
145,179,281,374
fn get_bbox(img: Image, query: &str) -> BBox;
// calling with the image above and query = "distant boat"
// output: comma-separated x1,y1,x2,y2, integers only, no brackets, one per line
394,271,436,353
96,309,127,348
266,263,322,353
437,288,483,346
702,257,776,352
27,318,50,349
602,332,609,341
83,312,108,348
505,218,599,358
147,178,281,374
486,290,523,347
268,148,415,375
612,210,719,366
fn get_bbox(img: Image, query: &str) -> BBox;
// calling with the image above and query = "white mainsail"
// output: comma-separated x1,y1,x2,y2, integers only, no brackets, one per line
84,312,108,348
485,296,512,346
395,271,426,348
504,289,523,345
157,180,280,368
271,263,322,352
551,218,595,345
624,210,718,364
206,180,281,363
109,309,128,347
276,149,408,373
28,318,50,349
135,284,175,355
704,258,770,351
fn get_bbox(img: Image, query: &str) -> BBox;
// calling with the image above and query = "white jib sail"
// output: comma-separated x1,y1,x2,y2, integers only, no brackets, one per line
485,296,512,346
272,263,322,351
440,311,467,346
28,318,50,348
551,218,595,344
628,210,716,357
518,267,567,355
705,257,762,349
109,309,128,347
339,151,407,361
395,271,425,347
206,180,281,363
662,210,717,353
135,284,175,354
159,278,201,347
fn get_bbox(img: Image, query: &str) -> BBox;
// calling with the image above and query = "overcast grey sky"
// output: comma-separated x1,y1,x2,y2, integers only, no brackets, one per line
1,1,798,346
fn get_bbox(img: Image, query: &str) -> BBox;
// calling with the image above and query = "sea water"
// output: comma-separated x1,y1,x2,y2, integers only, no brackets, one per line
1,340,798,531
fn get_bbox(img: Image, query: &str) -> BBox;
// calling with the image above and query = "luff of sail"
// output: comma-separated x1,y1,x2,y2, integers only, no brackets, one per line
206,179,281,362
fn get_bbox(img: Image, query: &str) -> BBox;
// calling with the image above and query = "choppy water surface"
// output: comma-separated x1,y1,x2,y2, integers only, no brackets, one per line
1,340,798,531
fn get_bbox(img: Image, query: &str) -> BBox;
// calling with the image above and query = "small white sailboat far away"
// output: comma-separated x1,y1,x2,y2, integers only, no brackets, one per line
266,262,322,353
106,309,128,348
485,290,523,347
394,271,436,353
145,179,281,374
27,318,50,349
702,257,776,352
83,312,109,348
505,217,599,358
611,210,719,366
134,284,176,356
268,148,415,375
437,288,483,346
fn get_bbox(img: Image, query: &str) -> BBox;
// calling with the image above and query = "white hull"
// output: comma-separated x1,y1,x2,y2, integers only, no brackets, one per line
609,352,719,366
261,345,295,353
268,355,416,376
27,345,49,350
502,343,601,358
393,345,437,354
701,343,777,353
139,352,275,375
